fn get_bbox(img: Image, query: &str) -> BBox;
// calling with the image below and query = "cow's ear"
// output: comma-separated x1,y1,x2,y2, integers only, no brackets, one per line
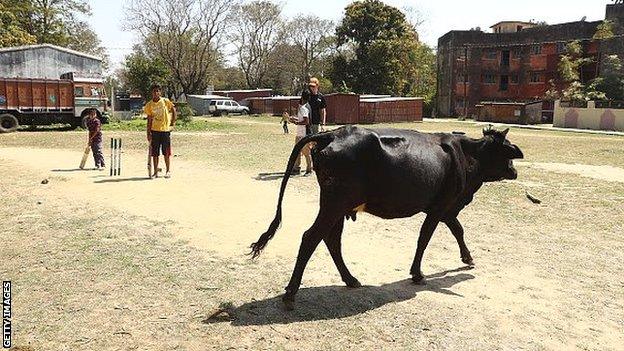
501,128,509,138
505,144,523,159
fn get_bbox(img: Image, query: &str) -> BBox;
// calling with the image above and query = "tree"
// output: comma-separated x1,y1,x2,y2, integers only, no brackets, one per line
589,55,624,100
125,0,235,97
285,15,335,84
122,49,171,99
263,43,302,95
593,20,615,40
332,0,434,98
212,66,248,91
231,1,285,89
0,2,36,47
0,0,106,59
545,41,624,102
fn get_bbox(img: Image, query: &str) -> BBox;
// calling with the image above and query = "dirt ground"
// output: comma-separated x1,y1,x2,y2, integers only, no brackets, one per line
1,119,623,350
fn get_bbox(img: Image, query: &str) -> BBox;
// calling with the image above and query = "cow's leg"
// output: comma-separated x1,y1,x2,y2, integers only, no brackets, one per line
283,210,339,309
410,215,440,284
324,219,361,288
444,217,474,266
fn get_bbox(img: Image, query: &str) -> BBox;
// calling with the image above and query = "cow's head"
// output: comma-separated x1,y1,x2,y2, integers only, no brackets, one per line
478,127,524,181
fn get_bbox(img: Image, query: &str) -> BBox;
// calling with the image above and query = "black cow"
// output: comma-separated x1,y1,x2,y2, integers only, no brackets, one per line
250,125,523,309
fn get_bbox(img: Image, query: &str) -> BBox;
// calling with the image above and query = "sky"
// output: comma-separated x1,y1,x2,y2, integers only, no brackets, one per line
89,0,609,73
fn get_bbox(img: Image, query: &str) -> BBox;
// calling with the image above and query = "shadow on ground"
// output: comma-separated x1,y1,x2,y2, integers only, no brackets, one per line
255,171,314,181
205,267,474,326
19,125,77,132
94,177,151,183
52,168,96,172
254,172,285,181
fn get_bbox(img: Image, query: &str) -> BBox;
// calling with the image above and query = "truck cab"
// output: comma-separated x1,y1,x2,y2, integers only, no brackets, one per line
61,72,109,126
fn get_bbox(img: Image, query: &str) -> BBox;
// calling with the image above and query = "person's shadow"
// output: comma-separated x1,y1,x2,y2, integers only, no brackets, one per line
204,266,474,326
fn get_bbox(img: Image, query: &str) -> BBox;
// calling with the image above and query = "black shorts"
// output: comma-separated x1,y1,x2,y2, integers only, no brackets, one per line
151,131,171,156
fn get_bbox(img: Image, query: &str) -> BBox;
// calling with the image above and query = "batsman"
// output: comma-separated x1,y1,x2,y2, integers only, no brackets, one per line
144,84,176,178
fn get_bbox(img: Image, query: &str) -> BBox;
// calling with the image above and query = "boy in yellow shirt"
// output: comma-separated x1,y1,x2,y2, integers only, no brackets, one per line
144,84,177,178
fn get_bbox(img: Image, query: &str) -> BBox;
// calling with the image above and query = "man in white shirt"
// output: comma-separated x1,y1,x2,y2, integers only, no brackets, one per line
288,90,313,175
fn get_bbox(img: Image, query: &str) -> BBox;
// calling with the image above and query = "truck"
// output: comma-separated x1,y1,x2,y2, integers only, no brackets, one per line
0,72,108,133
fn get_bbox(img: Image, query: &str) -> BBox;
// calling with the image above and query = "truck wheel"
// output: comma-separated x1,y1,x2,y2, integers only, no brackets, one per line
0,114,19,133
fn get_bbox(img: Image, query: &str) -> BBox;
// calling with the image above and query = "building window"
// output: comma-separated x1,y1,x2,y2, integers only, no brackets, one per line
457,73,468,83
530,73,542,83
556,42,567,54
456,99,465,108
501,50,510,67
74,87,84,97
484,50,497,60
500,75,509,91
531,44,542,55
510,74,519,84
511,48,522,59
483,74,496,84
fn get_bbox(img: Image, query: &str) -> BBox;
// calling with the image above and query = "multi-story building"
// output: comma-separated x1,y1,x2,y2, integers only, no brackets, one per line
436,2,624,120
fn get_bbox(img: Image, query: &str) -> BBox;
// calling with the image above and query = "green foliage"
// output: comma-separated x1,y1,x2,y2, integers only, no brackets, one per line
0,0,105,58
0,2,36,46
589,55,624,100
175,102,194,124
593,20,615,40
122,51,171,99
101,118,236,132
547,41,597,102
336,80,352,93
331,0,435,100
336,0,411,46
213,67,248,91
549,41,624,102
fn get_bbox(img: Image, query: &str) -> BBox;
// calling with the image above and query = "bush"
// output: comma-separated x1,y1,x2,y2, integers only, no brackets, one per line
176,102,194,124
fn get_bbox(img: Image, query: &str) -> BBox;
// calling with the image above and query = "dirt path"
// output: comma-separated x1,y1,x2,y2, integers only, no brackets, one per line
519,161,624,183
2,146,623,350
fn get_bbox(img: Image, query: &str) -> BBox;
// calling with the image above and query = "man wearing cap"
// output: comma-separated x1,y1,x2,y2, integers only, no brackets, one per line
308,77,327,134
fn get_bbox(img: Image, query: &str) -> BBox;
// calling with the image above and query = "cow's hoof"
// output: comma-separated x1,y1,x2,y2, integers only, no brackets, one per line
462,256,475,266
412,275,427,285
282,294,295,311
344,277,362,288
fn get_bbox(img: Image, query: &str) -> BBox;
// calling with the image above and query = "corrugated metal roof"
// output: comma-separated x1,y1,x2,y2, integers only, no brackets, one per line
187,94,232,99
360,94,392,99
360,97,424,103
480,100,543,106
0,43,102,61
212,89,272,93
271,95,300,100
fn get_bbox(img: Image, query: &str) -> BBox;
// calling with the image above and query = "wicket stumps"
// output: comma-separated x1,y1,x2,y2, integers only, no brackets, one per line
110,137,122,176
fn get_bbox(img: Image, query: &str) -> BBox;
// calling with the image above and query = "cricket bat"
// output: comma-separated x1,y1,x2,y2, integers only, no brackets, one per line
79,145,90,169
147,144,152,178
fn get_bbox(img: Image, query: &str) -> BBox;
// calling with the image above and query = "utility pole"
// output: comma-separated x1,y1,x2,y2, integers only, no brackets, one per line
463,45,468,118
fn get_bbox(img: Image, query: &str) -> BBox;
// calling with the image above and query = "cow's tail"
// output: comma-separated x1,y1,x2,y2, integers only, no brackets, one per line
249,132,333,259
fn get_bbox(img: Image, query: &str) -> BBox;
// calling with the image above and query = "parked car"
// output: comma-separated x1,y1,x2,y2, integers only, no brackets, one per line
208,100,249,116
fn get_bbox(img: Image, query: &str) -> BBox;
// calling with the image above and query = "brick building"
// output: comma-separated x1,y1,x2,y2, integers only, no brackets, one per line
436,2,624,120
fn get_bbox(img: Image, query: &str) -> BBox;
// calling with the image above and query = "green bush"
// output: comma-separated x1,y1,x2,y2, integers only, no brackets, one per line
176,102,194,124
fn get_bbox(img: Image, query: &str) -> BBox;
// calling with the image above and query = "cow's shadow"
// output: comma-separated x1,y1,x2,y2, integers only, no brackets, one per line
205,267,474,326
